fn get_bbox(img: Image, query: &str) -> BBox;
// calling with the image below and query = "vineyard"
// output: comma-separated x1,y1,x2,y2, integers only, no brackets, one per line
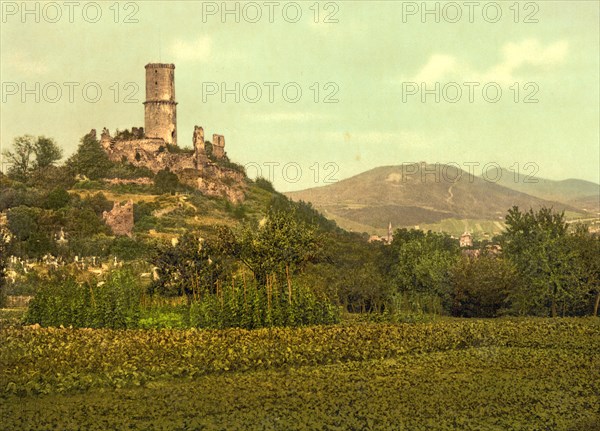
1,317,599,430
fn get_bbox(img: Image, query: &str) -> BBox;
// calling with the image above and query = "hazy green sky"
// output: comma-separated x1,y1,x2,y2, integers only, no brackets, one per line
1,1,598,191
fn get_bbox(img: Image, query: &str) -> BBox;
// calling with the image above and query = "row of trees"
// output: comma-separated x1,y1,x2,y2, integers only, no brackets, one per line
382,207,599,317
150,208,323,301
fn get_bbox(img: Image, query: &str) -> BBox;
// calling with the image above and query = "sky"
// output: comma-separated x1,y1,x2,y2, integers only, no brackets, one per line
1,0,599,192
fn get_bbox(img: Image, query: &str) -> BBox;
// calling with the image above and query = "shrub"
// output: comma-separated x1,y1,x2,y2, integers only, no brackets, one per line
254,177,276,193
154,168,180,194
449,255,518,317
25,269,142,328
189,277,339,329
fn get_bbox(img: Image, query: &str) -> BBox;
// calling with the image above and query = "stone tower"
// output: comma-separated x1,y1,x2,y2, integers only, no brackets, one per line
144,63,177,145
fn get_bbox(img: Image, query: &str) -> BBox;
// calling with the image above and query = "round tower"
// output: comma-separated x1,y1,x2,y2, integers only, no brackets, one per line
143,63,177,145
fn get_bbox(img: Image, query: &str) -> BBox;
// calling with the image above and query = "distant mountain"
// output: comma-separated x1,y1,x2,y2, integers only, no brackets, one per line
285,164,585,234
489,168,599,213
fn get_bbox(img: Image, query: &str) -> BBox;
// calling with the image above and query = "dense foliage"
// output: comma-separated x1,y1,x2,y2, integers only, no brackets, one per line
2,131,600,320
0,239,7,308
449,255,519,317
499,206,600,316
65,131,113,180
24,270,141,329
188,278,339,329
1,318,598,398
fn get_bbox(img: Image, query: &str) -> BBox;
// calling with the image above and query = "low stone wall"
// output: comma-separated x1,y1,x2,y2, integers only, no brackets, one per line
5,295,33,308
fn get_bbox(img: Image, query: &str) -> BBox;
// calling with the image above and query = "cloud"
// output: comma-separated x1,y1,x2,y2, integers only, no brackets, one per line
407,39,569,85
170,36,212,62
5,53,49,75
502,39,569,68
413,54,458,82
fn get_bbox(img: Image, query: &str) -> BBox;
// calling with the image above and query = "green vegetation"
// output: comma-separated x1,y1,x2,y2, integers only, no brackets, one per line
2,132,600,429
66,131,113,180
500,206,600,316
24,269,141,329
2,135,63,182
153,168,181,194
0,238,7,309
1,318,598,430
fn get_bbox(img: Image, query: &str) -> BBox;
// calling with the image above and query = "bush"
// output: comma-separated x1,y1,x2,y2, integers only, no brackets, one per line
254,177,276,193
449,255,518,317
154,168,180,194
44,187,70,210
110,236,150,261
25,269,142,328
189,277,339,329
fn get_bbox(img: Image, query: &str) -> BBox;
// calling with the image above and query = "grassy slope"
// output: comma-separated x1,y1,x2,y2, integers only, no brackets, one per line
493,168,600,203
71,181,278,242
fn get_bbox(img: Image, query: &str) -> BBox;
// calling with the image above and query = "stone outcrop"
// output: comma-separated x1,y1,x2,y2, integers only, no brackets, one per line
102,200,134,237
179,165,246,203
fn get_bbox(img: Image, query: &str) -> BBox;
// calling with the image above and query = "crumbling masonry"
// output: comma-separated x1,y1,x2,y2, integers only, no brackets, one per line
102,200,134,237
98,63,245,202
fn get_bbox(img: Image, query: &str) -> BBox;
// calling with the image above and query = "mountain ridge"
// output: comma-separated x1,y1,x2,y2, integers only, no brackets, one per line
285,163,595,235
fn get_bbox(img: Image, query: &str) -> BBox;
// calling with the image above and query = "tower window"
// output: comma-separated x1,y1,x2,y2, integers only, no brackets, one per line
155,82,158,85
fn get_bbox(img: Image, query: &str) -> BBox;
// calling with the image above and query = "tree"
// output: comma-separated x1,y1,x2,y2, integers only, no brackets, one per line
80,192,113,216
154,168,180,194
570,224,600,316
449,255,519,317
3,135,63,182
499,206,585,316
300,232,393,312
237,209,322,285
389,229,460,313
7,206,40,241
66,131,113,180
44,187,71,210
65,207,109,238
150,234,226,302
33,136,62,169
3,135,35,181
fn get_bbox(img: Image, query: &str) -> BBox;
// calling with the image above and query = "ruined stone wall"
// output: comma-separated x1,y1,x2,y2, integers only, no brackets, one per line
193,126,209,167
144,63,177,145
104,137,196,173
103,200,134,237
212,134,226,159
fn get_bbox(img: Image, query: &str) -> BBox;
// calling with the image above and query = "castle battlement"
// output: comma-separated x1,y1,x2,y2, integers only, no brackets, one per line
145,63,175,69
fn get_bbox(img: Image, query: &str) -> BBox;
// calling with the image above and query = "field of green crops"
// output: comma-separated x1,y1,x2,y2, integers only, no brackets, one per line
1,317,599,430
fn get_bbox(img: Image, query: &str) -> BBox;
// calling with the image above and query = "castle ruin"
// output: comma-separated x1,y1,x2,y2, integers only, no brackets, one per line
102,200,134,237
144,64,177,145
99,63,244,202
